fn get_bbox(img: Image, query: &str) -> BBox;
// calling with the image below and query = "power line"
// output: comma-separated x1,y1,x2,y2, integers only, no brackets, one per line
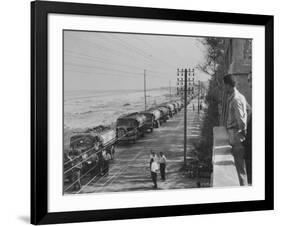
128,35,180,68
66,33,177,70
65,62,144,76
66,50,175,76
65,51,148,71
65,34,152,65
65,50,174,76
64,68,175,82
100,34,153,62
64,164,99,192
65,60,175,80
64,69,141,79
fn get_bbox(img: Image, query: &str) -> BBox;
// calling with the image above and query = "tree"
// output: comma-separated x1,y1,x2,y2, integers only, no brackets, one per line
197,37,227,90
195,37,229,163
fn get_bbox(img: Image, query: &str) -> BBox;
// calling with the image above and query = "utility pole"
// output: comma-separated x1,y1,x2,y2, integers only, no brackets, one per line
197,80,200,114
176,68,179,96
192,70,195,99
169,80,171,100
144,69,147,111
183,68,187,167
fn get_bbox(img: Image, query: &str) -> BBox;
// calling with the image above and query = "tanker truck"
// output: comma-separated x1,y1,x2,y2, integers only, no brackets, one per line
140,108,161,132
157,106,170,124
170,101,179,114
166,103,176,116
146,108,162,128
176,100,183,111
69,125,116,176
170,100,183,113
159,103,175,118
116,112,146,144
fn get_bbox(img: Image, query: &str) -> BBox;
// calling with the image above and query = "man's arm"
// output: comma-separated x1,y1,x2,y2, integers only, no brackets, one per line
233,99,247,133
246,102,252,123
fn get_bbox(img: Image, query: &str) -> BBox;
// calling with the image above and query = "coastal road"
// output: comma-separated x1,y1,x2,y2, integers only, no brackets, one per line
78,98,206,194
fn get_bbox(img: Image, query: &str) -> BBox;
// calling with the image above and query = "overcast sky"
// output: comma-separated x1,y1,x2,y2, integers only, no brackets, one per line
64,30,210,91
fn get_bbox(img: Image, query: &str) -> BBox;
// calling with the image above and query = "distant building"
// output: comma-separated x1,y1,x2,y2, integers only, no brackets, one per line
220,39,252,125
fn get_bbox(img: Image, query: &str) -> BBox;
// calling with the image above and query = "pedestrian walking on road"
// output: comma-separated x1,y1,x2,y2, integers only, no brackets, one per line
159,152,167,181
150,158,159,189
149,150,158,168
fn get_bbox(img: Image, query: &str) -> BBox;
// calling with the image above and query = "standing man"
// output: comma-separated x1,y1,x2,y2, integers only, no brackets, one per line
159,152,167,181
110,145,115,160
223,74,248,186
101,149,106,175
149,150,158,168
150,158,159,189
102,149,111,176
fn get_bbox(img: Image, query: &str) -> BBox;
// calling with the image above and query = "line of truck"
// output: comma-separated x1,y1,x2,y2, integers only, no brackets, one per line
64,98,190,189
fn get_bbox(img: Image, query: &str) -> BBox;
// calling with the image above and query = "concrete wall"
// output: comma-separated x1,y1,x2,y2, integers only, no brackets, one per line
212,126,240,187
228,39,252,75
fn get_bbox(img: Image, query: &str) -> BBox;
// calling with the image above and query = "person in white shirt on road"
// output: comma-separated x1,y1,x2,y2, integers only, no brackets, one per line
150,158,159,189
149,150,158,168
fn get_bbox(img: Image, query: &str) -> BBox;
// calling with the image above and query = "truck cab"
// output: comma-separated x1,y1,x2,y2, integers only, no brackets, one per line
140,111,155,132
69,133,100,176
116,112,146,144
69,126,116,176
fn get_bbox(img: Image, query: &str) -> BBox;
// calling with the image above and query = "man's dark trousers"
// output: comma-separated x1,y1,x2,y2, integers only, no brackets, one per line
160,163,166,180
151,172,157,188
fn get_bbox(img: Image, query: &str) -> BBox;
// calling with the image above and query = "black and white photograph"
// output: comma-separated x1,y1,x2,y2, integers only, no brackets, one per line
0,0,277,225
62,30,252,194
28,1,274,224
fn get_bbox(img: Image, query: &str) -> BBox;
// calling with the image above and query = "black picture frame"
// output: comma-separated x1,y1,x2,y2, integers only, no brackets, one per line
31,0,274,224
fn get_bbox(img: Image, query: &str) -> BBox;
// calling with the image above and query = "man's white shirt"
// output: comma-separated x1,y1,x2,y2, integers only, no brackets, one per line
151,162,158,173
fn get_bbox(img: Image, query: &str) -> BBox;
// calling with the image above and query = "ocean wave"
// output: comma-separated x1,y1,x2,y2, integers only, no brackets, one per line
80,110,94,115
65,110,95,116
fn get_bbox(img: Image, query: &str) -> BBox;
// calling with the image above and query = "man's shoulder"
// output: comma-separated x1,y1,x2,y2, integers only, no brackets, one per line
233,90,246,104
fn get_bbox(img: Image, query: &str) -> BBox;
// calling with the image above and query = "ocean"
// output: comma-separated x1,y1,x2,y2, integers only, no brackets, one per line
64,88,173,148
